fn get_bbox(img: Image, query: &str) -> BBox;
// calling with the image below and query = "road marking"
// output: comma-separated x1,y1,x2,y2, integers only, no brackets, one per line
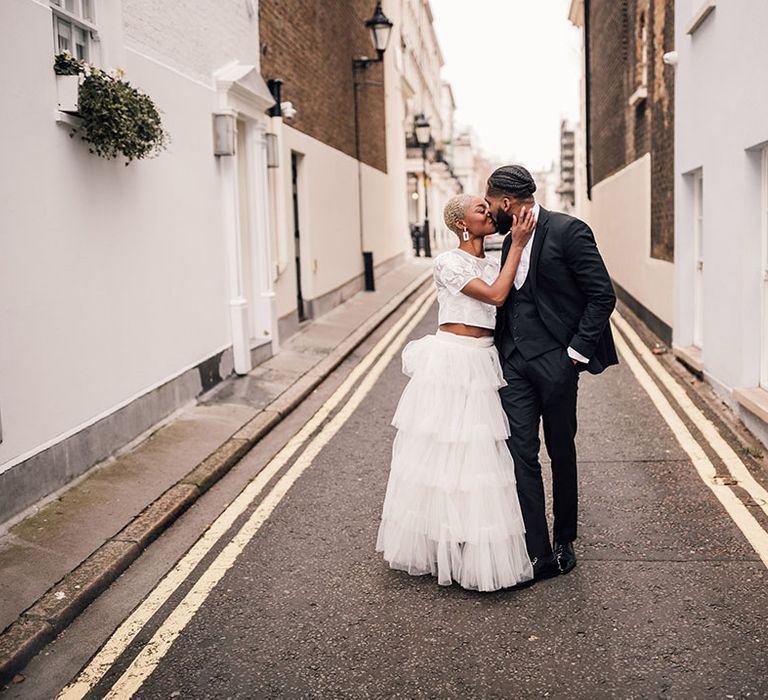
612,318,768,569
57,288,436,700
612,312,768,517
99,289,435,699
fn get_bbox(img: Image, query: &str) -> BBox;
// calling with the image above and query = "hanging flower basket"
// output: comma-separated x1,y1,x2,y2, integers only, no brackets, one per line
53,51,169,164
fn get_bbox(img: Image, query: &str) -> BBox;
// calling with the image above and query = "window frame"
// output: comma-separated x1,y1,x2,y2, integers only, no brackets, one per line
628,8,649,106
50,0,99,62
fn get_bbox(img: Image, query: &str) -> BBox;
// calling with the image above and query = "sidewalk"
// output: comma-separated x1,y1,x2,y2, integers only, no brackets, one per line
0,257,433,682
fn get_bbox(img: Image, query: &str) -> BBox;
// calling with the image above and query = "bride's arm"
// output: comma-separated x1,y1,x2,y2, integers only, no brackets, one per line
461,207,535,307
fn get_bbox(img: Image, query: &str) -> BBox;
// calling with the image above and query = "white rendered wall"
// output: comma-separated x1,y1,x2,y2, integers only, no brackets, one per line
585,155,674,327
272,124,410,322
674,0,768,393
0,0,263,471
270,8,411,324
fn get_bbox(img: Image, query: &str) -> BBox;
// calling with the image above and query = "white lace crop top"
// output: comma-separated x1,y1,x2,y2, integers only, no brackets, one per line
433,248,500,329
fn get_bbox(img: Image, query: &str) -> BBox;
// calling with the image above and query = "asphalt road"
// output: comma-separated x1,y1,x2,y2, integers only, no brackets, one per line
8,298,768,699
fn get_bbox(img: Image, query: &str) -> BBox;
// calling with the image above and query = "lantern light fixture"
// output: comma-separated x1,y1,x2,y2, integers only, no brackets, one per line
414,113,431,148
366,2,394,57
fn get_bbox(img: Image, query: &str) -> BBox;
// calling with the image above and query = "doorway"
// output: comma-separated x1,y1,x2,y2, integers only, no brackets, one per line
291,152,306,323
761,149,768,389
693,170,704,349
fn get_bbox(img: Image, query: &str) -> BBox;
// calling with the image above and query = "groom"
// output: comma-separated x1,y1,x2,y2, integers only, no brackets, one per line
485,164,618,582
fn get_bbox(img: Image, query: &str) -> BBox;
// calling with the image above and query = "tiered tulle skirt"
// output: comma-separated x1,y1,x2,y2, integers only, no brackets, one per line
376,330,533,591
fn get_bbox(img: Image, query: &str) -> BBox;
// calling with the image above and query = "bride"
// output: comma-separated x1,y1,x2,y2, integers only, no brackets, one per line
376,193,536,592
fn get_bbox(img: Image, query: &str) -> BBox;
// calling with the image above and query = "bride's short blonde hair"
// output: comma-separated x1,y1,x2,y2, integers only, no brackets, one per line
443,194,474,236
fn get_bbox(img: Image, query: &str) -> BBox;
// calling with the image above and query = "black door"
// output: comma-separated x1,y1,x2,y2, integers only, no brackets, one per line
291,152,306,323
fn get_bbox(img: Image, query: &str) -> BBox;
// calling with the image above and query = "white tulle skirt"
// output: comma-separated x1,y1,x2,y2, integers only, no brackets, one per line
376,330,534,592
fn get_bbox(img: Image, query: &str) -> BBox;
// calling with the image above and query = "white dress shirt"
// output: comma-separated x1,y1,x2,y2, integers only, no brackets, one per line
511,202,589,365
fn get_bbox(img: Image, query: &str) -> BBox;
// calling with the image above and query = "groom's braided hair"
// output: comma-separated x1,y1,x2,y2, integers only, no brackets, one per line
486,164,537,199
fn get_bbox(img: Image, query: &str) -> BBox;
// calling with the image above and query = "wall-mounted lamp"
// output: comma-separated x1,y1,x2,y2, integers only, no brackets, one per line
266,132,279,168
213,111,236,156
353,2,394,68
413,113,433,258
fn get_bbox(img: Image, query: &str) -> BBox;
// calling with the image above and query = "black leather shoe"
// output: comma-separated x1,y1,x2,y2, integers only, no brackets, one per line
554,541,577,574
531,554,560,581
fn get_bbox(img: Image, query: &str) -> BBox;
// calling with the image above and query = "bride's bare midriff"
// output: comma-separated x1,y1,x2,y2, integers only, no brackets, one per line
439,322,494,338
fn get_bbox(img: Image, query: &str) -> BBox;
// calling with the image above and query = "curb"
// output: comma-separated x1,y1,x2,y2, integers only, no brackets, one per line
0,268,433,685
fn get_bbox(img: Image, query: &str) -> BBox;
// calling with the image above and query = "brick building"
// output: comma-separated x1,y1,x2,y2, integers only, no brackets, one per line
258,0,411,338
569,0,675,343
259,1,387,174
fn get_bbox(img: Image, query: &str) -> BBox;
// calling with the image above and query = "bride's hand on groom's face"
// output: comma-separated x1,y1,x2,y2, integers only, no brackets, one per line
510,206,536,249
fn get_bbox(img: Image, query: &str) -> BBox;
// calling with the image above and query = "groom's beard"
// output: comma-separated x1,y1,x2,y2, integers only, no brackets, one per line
495,208,514,235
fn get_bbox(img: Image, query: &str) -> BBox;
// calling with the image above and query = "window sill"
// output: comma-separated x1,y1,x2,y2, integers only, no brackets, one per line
687,0,716,35
628,86,648,107
55,110,82,127
733,386,768,425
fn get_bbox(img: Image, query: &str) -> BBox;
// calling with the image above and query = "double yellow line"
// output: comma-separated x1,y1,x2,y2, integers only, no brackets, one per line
611,313,768,568
58,288,437,700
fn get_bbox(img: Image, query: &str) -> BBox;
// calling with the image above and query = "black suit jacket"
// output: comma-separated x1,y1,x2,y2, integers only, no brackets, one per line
495,207,618,375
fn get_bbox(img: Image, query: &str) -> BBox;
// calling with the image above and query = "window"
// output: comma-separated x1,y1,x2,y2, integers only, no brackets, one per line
50,0,97,62
636,11,648,90
629,8,649,106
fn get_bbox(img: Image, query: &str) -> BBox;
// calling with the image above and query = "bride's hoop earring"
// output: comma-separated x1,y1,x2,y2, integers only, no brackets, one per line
462,227,470,242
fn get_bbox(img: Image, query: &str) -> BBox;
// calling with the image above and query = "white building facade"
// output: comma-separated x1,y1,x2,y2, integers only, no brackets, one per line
0,0,278,522
398,0,463,255
673,0,768,446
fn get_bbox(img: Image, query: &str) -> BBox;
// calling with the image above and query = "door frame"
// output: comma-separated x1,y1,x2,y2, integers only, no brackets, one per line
214,63,278,373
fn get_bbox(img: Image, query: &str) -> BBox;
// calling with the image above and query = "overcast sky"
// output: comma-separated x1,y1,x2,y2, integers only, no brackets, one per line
429,0,581,171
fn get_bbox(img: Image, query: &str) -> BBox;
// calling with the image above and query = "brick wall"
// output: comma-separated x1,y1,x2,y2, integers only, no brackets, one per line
259,1,388,173
588,0,674,262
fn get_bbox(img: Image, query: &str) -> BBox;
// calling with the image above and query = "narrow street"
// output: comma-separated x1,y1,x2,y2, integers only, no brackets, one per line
8,292,768,699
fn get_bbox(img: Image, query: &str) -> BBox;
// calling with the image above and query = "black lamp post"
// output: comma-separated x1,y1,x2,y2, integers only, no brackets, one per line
413,113,432,258
352,3,393,292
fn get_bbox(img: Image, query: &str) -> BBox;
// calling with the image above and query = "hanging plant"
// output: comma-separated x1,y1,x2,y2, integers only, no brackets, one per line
53,52,169,164
54,51,85,76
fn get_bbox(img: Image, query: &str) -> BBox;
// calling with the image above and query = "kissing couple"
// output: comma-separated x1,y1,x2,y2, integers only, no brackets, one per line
376,164,618,591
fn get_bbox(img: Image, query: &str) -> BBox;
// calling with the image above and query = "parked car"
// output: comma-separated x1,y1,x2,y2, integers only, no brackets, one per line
484,232,506,251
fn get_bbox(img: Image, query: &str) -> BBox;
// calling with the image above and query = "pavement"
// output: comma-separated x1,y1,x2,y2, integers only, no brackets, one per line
0,257,433,684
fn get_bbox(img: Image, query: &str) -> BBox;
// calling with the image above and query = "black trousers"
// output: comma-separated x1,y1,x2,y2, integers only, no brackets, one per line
498,346,579,559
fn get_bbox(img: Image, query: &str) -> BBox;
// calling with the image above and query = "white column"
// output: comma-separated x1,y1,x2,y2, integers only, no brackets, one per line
219,115,252,375
249,120,280,353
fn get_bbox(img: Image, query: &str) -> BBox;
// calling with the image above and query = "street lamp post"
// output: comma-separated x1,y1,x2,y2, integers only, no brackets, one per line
352,2,393,291
413,113,432,258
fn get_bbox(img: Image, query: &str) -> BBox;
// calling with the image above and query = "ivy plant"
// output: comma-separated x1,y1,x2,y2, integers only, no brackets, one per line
53,51,169,164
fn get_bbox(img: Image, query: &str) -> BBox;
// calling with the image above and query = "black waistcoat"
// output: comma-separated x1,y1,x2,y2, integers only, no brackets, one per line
498,274,561,360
